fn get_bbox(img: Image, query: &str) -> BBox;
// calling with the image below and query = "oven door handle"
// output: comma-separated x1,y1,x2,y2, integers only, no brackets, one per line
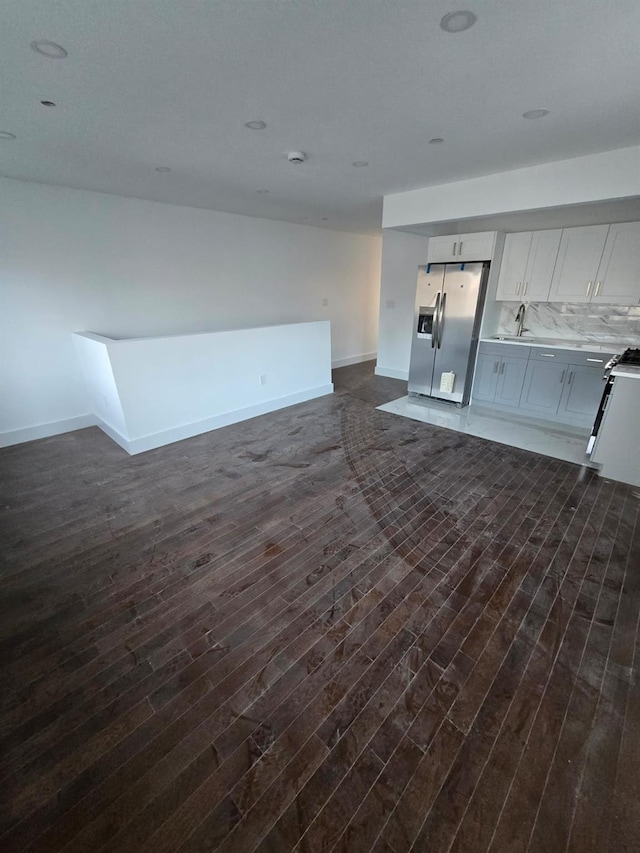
588,375,615,455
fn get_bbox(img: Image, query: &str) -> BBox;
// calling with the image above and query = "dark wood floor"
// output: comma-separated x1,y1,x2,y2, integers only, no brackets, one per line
1,361,639,853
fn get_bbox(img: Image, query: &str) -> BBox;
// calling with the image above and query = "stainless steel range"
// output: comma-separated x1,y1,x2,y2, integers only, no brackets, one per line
587,347,640,454
610,347,640,377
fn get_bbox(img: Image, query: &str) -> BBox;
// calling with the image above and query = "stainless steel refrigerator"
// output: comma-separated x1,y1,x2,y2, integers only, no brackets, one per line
408,262,489,405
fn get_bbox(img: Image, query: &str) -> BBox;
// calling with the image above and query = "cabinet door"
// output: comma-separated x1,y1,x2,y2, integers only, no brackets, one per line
496,232,531,300
522,229,561,301
427,232,495,263
427,235,461,262
592,222,640,305
457,232,495,262
494,357,527,407
557,365,606,425
472,353,500,402
519,360,567,415
548,225,609,302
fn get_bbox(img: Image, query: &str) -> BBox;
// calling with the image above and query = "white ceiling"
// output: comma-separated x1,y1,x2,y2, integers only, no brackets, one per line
1,0,639,234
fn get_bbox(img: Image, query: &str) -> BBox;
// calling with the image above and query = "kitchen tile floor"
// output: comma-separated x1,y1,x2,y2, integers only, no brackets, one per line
1,361,638,852
378,395,595,467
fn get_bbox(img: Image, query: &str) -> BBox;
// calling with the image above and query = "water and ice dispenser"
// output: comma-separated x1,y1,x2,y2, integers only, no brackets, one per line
416,306,435,339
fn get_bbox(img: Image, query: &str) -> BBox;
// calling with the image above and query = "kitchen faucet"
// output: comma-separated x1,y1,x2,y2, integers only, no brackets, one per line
515,303,528,337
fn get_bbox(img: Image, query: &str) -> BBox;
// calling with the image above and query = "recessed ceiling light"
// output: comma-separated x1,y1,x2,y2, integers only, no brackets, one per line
522,108,550,120
256,189,269,194
155,166,171,172
429,137,445,144
440,11,477,33
40,100,56,107
30,40,67,59
352,161,369,167
0,131,16,140
244,120,266,130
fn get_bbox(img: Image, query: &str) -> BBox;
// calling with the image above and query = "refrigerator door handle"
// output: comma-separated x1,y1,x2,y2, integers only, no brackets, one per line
431,293,440,348
437,292,446,348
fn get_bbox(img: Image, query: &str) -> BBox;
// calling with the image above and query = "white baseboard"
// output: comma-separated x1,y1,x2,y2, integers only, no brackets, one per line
331,352,377,369
1,385,334,455
0,414,94,448
93,417,131,452
108,383,335,455
375,366,409,381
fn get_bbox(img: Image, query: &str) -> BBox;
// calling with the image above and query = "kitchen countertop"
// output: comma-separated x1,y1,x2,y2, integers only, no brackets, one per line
612,366,640,380
480,336,627,354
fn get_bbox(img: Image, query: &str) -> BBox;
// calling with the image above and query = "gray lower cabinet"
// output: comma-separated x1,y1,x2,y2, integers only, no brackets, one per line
472,344,529,408
473,342,616,427
519,360,567,416
495,358,528,407
557,364,608,421
473,353,500,402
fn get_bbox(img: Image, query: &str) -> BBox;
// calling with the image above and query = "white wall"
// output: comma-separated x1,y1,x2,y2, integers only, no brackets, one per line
73,333,128,437
383,145,640,229
74,322,333,454
0,178,381,444
375,230,428,381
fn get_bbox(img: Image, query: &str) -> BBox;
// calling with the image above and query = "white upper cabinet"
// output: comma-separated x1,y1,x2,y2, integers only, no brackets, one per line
456,232,495,262
549,225,609,302
427,231,495,263
426,235,459,262
591,222,640,305
496,232,531,300
522,229,562,301
496,229,561,302
442,221,640,305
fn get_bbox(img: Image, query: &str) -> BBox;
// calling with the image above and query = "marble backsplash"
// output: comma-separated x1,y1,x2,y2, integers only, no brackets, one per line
497,302,640,345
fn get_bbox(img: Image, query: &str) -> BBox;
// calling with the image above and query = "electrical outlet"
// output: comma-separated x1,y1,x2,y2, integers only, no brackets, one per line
322,297,329,307
259,374,267,385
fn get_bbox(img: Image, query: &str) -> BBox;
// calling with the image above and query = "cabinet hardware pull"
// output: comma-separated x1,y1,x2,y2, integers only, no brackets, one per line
540,353,555,357
452,242,457,256
500,362,505,375
523,281,528,295
560,370,566,384
493,361,499,373
516,282,521,295
586,281,593,296
567,371,574,385
594,281,601,296
458,241,463,256
586,358,603,363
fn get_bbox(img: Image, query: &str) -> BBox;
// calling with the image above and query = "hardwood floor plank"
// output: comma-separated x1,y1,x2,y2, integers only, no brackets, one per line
0,362,638,853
